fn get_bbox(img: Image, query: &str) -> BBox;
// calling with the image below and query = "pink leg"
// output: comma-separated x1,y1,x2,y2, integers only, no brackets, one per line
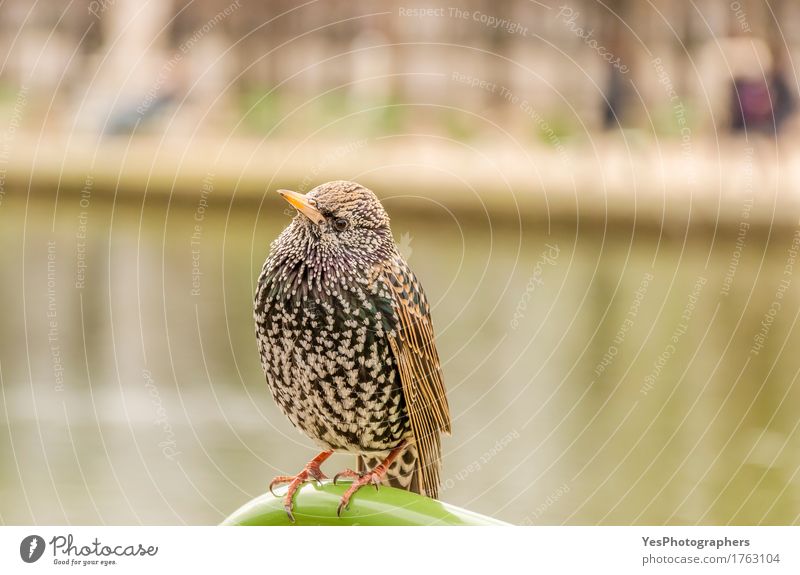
333,440,407,516
269,450,333,522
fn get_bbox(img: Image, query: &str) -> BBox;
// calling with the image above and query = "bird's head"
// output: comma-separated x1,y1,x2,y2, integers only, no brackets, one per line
275,180,395,266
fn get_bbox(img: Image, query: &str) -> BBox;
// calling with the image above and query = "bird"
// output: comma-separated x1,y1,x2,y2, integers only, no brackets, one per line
254,180,451,521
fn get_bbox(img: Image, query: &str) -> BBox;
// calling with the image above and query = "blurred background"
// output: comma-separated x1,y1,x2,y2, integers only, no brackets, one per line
1,0,800,525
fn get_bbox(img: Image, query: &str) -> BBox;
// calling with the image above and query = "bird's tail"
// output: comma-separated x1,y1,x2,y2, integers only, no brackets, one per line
358,441,440,499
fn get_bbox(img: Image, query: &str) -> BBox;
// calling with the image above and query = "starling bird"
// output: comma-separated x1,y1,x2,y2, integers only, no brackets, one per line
254,180,451,520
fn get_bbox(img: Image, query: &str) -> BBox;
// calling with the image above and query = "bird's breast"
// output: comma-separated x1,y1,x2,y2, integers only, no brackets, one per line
255,271,410,453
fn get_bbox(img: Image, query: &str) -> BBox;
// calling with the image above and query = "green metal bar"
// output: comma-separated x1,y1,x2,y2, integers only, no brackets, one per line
221,481,509,526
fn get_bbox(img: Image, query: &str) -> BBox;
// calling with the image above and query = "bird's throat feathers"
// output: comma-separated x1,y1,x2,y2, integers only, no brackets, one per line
262,216,395,303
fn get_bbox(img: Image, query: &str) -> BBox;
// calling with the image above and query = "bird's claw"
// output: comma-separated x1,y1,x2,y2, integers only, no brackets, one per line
308,466,327,485
268,456,330,522
332,468,360,485
270,466,328,494
334,469,384,516
268,475,295,497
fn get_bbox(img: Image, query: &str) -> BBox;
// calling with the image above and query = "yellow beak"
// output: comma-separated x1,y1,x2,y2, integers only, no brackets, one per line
277,189,325,225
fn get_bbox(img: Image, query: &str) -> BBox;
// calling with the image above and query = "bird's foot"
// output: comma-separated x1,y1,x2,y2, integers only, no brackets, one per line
332,440,408,516
269,450,333,522
333,468,384,516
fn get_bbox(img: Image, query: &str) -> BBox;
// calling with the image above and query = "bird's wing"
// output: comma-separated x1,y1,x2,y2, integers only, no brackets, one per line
379,255,451,497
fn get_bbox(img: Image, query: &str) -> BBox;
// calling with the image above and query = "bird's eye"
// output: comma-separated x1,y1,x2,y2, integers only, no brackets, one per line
333,218,349,232
307,198,317,206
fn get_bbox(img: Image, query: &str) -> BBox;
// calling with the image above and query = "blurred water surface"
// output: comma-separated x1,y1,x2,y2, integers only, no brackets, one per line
1,188,798,525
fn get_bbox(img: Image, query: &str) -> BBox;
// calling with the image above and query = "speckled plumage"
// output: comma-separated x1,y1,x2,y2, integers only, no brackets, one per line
255,181,451,500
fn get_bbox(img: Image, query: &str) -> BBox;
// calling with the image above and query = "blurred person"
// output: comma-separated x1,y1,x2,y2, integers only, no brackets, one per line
602,64,627,130
599,0,632,131
727,39,795,135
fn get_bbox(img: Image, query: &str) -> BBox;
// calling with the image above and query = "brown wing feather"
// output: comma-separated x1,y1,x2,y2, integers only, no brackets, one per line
380,256,451,498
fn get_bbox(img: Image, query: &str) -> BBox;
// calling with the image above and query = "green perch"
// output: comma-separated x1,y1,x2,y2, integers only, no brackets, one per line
221,481,510,526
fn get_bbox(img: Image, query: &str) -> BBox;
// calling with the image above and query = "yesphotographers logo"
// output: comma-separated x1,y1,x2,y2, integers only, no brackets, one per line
20,535,46,563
